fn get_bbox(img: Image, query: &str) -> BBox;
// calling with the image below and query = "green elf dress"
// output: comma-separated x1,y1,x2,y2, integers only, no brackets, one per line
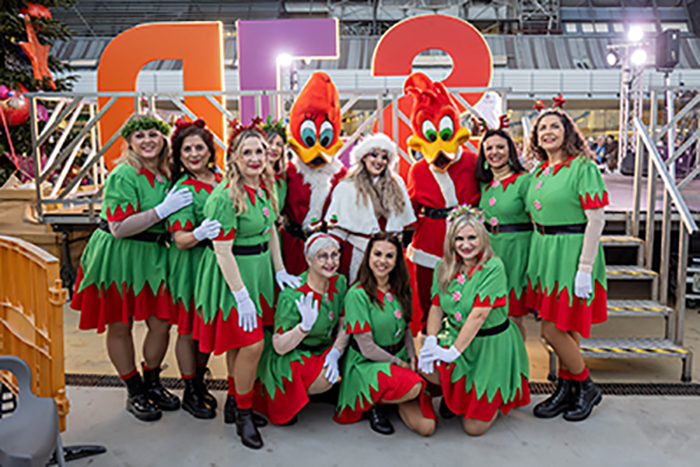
479,172,533,317
192,180,277,354
72,163,172,332
254,271,347,425
525,155,609,338
275,172,288,209
431,256,530,421
334,284,436,424
166,173,222,335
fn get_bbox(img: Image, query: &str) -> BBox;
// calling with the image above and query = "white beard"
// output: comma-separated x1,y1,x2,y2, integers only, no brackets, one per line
291,155,344,230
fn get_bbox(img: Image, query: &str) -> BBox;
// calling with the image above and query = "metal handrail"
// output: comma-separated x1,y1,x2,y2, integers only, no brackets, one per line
634,116,698,346
28,86,509,224
634,117,698,234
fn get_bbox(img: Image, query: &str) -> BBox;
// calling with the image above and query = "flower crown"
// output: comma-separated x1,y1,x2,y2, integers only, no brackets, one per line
171,118,213,143
447,204,485,224
260,115,287,144
121,116,170,140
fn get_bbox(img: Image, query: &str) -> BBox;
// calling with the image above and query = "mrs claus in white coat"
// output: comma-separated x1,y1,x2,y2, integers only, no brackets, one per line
325,133,416,283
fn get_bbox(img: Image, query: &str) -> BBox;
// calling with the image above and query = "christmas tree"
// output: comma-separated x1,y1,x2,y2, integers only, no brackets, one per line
0,0,75,186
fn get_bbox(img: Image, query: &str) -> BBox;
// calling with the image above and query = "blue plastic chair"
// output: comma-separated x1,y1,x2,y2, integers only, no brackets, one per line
0,355,66,467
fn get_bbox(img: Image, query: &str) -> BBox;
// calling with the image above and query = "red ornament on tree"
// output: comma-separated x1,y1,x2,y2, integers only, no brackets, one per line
0,89,30,126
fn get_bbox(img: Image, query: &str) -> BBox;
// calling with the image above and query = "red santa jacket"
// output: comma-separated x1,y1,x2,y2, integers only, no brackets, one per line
407,148,481,269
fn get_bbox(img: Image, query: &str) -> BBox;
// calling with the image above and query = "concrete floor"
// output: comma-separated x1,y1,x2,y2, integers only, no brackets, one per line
60,387,700,467
63,304,700,383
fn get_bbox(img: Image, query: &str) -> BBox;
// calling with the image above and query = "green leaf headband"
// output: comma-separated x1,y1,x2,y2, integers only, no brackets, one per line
121,117,171,140
447,204,485,224
260,115,287,144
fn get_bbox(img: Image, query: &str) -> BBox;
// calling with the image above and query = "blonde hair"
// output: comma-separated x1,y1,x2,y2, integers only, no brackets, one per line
347,158,406,219
436,213,494,293
118,113,171,176
225,129,278,215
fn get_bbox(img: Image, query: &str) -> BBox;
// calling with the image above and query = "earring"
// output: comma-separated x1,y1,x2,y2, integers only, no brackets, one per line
483,160,489,170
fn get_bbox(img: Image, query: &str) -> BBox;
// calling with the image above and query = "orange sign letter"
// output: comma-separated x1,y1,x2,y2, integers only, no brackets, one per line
97,22,225,168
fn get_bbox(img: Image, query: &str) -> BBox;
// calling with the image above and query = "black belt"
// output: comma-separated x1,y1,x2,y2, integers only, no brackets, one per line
205,241,269,255
476,320,510,337
421,206,454,220
283,219,309,242
98,218,169,246
485,222,533,235
533,222,587,236
297,342,331,353
350,338,404,356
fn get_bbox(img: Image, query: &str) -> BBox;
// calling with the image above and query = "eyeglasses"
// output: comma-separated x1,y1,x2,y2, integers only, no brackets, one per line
366,152,389,161
316,252,340,263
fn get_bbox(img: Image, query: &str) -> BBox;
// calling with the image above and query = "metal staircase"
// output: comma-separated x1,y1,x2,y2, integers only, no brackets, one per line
545,87,700,382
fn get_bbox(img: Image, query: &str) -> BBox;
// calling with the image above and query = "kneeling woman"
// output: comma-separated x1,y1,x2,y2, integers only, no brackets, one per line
254,233,349,425
335,233,436,437
192,124,298,450
419,206,530,436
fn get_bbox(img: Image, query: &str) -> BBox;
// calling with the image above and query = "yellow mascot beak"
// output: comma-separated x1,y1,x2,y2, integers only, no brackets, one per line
289,137,344,168
407,127,471,172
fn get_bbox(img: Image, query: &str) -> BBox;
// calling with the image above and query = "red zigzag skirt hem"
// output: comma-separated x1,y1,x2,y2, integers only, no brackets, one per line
333,366,437,424
438,366,531,422
526,279,607,338
71,266,175,333
253,347,331,425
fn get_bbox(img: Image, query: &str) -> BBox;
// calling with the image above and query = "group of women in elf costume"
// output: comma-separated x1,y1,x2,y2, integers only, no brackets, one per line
71,102,609,450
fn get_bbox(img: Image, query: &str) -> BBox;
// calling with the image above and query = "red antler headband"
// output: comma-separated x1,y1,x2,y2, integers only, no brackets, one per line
171,118,212,143
498,115,510,129
228,117,265,147
552,94,566,109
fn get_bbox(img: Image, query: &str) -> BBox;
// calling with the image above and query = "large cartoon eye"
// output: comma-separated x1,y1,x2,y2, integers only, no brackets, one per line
318,120,334,148
300,119,317,148
439,115,454,141
422,120,437,143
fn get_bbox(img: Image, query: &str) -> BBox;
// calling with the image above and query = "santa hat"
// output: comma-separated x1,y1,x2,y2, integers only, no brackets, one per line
350,133,398,170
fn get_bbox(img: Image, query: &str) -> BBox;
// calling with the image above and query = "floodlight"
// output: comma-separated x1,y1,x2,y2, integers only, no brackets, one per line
628,26,644,43
606,51,619,67
277,53,293,67
631,48,647,66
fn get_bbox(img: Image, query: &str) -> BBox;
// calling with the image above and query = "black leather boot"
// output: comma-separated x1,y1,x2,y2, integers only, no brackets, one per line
366,405,394,435
142,364,181,411
563,377,602,422
224,395,268,427
439,397,456,419
182,378,215,419
195,366,217,409
235,408,264,450
533,377,573,419
124,373,161,422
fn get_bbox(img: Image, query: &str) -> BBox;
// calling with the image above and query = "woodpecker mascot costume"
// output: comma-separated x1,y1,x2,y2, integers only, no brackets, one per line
281,72,347,275
404,72,481,330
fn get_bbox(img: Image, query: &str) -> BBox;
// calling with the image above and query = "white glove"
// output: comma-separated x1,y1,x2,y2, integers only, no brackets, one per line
232,287,258,333
323,348,341,384
192,218,221,241
574,270,593,299
419,343,460,374
155,187,193,219
276,270,301,290
296,292,319,332
418,336,438,374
